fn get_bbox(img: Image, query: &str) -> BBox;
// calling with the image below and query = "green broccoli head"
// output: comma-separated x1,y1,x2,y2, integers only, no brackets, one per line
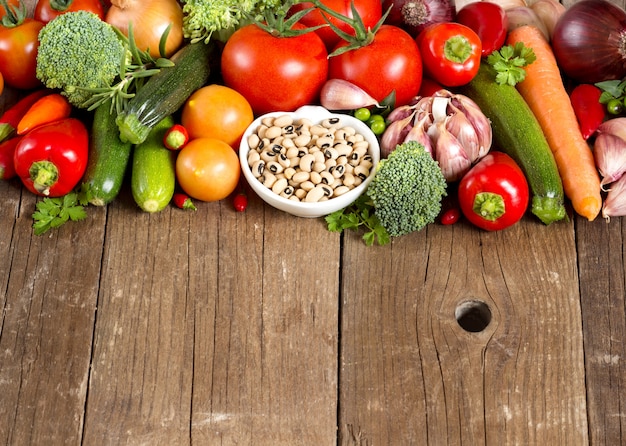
181,0,283,43
36,10,125,108
367,141,447,237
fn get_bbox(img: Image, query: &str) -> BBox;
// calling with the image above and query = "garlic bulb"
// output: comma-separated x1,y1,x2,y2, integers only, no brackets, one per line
381,89,493,182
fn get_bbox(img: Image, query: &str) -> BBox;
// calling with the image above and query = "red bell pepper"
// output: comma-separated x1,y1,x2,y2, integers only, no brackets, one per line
570,83,606,140
13,118,89,197
0,136,22,180
0,89,49,142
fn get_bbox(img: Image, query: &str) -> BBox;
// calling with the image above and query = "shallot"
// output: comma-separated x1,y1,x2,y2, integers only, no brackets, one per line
381,90,492,182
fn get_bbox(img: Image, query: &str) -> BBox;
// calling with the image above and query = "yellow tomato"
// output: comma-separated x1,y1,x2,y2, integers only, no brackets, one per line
175,137,241,202
181,84,254,149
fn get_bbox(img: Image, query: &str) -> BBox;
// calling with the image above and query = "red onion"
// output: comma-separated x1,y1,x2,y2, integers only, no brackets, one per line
552,0,626,83
382,0,454,37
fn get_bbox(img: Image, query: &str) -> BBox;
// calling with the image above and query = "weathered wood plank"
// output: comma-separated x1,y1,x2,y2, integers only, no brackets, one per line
338,216,588,445
576,216,626,446
82,191,340,445
0,189,106,445
188,196,340,445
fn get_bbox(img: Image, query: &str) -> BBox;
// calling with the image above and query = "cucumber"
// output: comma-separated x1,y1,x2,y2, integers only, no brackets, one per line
81,100,133,206
459,63,567,225
131,116,176,213
117,41,218,145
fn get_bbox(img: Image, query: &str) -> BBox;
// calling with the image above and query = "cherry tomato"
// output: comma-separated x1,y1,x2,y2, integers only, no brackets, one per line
34,0,105,23
418,76,445,97
221,23,328,116
455,2,508,58
289,0,382,51
0,16,43,90
416,22,481,87
181,84,254,149
328,25,422,107
440,207,461,225
175,138,241,202
458,151,529,231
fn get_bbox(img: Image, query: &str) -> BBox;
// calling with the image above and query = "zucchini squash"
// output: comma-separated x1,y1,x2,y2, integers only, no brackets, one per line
459,63,567,225
131,116,177,213
116,41,218,145
81,100,133,206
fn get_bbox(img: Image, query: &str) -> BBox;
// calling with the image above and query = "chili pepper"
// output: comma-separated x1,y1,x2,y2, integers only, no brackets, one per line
172,193,197,210
570,83,606,140
0,89,49,142
163,124,189,150
17,93,72,135
0,136,22,180
14,118,89,197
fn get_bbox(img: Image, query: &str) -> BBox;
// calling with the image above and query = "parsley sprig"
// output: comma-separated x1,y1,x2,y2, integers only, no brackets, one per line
487,42,536,86
325,195,390,246
32,191,89,236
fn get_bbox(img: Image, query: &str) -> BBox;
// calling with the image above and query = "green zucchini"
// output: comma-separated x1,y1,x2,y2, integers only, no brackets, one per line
131,116,176,213
459,63,566,225
117,41,218,145
81,100,133,206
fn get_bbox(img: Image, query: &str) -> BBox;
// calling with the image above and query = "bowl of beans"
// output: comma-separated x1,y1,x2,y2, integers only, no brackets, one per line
239,105,381,218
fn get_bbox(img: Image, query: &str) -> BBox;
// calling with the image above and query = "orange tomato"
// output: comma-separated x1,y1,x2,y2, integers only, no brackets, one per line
175,137,241,202
181,84,254,149
0,71,3,96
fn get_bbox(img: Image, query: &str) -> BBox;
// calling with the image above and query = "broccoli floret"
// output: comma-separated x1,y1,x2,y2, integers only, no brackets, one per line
181,0,283,43
367,141,447,237
36,11,125,108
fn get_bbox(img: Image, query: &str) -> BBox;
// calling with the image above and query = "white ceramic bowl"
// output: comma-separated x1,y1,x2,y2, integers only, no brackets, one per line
239,106,380,218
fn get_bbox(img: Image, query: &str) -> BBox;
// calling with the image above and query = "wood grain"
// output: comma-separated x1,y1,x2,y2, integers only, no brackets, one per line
1,0,626,445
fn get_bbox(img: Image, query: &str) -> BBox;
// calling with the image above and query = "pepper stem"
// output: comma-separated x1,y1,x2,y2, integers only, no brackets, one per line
50,0,74,11
472,192,505,221
444,35,473,64
29,160,59,196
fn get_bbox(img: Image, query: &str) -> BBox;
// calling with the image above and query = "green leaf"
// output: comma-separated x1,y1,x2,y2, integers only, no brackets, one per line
487,43,536,86
31,191,88,235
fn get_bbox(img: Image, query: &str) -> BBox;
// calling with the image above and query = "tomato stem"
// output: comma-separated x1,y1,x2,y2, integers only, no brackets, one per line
472,192,505,221
444,35,473,64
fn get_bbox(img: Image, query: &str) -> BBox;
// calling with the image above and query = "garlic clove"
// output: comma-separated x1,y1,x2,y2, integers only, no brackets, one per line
445,107,480,162
593,131,626,190
452,94,493,157
319,78,380,110
387,103,418,123
434,118,472,182
602,172,626,221
403,114,434,156
380,112,415,158
597,118,626,143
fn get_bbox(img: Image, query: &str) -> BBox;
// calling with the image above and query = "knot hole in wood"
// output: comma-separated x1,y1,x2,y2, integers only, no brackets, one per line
455,300,492,332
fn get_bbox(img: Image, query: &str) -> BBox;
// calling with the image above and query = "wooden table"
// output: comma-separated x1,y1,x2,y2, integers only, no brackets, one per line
1,1,625,444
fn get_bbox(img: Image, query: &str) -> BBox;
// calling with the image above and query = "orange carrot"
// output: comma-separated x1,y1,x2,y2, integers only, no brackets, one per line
17,93,72,135
506,25,602,221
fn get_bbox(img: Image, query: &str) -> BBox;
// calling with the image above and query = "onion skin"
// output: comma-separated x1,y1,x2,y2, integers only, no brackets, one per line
106,0,184,58
552,0,626,83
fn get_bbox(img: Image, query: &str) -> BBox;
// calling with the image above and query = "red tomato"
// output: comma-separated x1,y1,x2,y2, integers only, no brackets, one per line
289,0,382,51
221,23,329,116
458,151,529,231
455,2,508,58
175,138,241,202
416,22,481,87
328,25,422,107
34,0,105,23
0,18,43,90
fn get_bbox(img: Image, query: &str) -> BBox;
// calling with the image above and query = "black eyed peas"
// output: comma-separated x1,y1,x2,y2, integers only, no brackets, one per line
247,114,373,203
